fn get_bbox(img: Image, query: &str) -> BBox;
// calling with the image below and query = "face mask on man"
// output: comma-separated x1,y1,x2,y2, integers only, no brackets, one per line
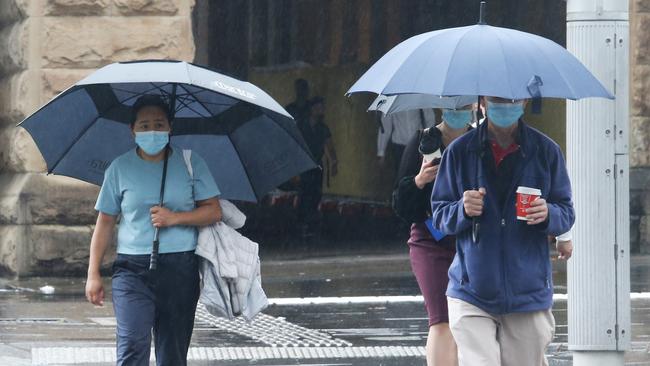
135,131,169,155
442,109,473,129
486,101,524,128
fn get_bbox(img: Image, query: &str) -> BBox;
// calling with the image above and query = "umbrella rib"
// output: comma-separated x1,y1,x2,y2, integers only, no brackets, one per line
226,130,259,201
252,111,318,201
47,83,170,173
177,84,214,116
190,100,236,107
493,30,517,99
47,114,104,174
112,83,171,104
177,84,219,117
382,27,459,95
174,93,212,118
149,82,176,102
440,27,480,96
179,88,247,106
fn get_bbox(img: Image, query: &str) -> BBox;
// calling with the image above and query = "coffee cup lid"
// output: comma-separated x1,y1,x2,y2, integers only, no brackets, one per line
516,186,541,195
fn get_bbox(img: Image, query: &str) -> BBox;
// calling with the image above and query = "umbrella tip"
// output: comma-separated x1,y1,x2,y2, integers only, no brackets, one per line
478,1,487,25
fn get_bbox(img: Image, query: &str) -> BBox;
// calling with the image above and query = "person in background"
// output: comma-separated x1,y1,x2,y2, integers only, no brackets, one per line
392,105,475,366
296,96,338,240
378,109,436,172
285,78,311,125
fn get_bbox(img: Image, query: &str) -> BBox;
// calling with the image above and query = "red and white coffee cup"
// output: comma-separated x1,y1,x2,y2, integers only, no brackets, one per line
516,186,542,221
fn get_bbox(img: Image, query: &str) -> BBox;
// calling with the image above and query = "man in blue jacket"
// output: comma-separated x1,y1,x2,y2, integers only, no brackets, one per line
431,96,575,366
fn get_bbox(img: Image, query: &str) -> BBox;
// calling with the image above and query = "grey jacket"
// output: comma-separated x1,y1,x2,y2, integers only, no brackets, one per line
183,150,268,321
195,200,268,321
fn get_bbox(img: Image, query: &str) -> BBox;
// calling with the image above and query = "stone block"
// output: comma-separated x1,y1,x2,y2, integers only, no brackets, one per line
0,173,99,226
0,223,116,277
631,65,650,119
631,15,650,67
24,175,100,225
0,0,27,27
113,0,181,15
29,224,94,275
42,16,195,69
0,21,28,74
634,0,650,12
0,71,31,126
0,126,47,173
41,68,94,102
0,225,27,275
0,174,29,225
630,116,650,167
44,0,109,16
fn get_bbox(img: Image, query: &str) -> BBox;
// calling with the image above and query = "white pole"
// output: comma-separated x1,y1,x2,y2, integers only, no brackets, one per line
566,0,630,365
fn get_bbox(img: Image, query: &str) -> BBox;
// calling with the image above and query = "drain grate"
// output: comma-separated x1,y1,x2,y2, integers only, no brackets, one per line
0,318,68,324
194,303,352,347
32,346,425,364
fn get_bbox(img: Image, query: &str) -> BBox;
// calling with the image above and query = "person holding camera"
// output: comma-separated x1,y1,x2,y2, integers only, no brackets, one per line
392,104,475,366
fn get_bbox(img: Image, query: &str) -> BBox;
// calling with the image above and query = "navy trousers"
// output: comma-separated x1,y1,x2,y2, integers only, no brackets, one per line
111,251,200,366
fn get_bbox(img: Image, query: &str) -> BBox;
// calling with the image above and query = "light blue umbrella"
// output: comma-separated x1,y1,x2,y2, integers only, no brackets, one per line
349,2,613,243
19,60,316,202
368,94,477,114
347,12,613,101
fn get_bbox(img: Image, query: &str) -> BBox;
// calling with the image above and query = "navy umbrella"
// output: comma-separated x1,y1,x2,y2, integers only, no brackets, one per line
19,60,316,203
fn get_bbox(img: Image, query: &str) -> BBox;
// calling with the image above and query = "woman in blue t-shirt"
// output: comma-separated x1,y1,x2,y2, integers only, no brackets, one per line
85,95,221,366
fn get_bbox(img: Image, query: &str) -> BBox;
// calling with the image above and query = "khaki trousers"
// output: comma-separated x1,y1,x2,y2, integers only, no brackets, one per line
447,297,555,366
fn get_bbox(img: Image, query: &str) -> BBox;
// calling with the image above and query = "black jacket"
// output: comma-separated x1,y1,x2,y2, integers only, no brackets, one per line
392,128,442,224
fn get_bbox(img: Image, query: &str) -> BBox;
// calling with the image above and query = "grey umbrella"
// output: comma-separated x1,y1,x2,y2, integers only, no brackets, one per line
368,94,477,114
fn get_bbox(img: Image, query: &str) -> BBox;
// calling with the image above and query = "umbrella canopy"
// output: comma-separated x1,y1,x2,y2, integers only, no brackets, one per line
19,60,316,202
368,94,477,114
347,24,613,101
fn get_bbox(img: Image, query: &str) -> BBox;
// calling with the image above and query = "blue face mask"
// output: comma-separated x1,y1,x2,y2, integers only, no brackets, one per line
486,101,524,127
135,131,169,155
442,109,472,129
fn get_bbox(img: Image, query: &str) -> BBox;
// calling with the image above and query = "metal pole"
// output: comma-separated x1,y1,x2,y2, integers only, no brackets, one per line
566,0,630,365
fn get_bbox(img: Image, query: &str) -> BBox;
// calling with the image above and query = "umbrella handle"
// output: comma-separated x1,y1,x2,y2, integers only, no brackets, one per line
149,146,170,272
150,234,160,270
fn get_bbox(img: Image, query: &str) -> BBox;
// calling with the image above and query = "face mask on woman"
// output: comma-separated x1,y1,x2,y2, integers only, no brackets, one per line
442,109,473,129
135,131,169,155
486,101,524,128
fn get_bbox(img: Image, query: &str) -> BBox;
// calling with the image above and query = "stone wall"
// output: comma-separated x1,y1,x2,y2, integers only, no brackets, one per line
630,0,650,254
0,0,196,276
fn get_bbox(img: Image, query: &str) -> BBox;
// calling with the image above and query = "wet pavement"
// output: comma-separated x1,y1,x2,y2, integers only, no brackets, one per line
1,251,649,365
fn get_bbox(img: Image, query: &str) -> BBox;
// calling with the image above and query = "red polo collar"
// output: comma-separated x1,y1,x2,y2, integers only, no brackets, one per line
490,141,520,168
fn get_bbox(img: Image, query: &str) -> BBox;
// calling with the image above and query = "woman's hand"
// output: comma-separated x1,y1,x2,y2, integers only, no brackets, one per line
414,159,439,189
85,273,104,306
150,206,177,228
86,212,115,307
